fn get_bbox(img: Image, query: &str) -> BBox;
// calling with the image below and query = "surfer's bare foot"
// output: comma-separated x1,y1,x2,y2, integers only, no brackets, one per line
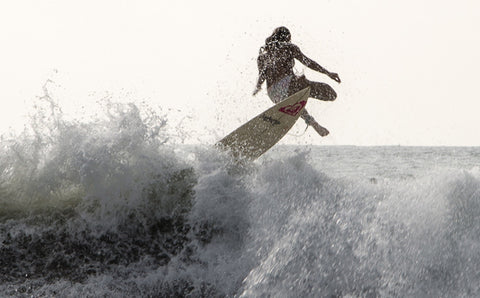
311,122,329,137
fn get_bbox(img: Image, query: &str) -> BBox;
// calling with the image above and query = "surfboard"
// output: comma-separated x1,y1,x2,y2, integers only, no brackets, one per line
216,87,310,160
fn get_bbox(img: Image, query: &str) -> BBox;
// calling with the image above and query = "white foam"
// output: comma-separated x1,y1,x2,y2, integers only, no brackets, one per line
1,89,480,296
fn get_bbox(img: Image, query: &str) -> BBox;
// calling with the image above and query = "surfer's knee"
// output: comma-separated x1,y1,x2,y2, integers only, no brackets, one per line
324,86,337,101
311,82,336,101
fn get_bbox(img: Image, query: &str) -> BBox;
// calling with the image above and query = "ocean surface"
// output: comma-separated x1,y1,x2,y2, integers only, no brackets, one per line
1,98,480,297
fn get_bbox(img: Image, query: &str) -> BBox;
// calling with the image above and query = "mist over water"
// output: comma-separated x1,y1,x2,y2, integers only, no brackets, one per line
1,88,480,297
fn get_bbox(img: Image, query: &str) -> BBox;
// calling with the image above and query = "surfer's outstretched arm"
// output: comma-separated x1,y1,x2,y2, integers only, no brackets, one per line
291,45,341,83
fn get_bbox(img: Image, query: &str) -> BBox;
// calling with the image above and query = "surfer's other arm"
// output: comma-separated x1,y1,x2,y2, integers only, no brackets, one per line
253,55,267,95
292,45,341,83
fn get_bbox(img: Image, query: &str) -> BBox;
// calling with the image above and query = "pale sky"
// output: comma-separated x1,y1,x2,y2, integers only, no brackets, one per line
1,0,479,146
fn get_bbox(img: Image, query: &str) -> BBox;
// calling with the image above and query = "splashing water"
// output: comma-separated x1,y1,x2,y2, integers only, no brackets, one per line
1,85,480,297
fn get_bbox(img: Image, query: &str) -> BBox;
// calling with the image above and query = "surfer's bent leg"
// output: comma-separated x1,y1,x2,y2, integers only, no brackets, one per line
300,109,315,125
289,75,336,101
301,109,330,136
288,76,332,137
309,81,337,101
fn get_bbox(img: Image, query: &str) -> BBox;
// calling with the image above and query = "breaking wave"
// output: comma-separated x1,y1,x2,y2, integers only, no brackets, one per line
1,86,480,297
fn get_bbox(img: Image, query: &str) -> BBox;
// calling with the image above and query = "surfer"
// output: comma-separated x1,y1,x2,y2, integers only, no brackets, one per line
253,26,341,136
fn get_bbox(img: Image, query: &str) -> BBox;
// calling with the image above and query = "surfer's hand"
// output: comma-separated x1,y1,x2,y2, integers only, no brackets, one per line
253,86,261,96
329,72,341,83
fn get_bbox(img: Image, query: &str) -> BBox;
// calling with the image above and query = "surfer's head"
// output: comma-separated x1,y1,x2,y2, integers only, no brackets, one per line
266,26,291,44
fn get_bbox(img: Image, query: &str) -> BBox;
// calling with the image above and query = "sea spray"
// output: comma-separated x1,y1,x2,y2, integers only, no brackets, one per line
0,86,203,296
240,152,380,297
1,86,480,296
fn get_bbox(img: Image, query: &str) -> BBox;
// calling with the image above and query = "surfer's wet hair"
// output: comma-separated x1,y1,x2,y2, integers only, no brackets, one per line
266,26,291,44
260,26,291,54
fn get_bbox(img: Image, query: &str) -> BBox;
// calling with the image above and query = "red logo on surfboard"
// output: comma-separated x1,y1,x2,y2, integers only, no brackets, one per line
279,100,307,116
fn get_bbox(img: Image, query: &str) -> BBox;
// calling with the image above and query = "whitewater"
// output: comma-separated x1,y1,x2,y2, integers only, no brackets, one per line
1,91,480,297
